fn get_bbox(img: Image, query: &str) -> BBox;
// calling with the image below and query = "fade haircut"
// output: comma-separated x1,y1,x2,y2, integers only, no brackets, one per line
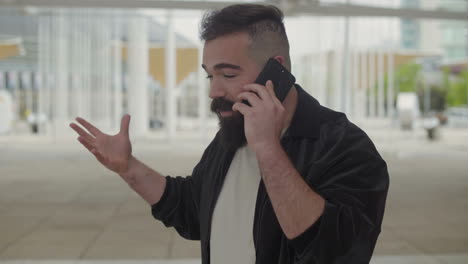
200,4,291,70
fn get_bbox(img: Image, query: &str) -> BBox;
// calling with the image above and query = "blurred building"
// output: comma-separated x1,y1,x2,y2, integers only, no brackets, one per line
1,1,467,137
400,0,468,61
440,0,468,61
400,0,422,50
0,7,202,136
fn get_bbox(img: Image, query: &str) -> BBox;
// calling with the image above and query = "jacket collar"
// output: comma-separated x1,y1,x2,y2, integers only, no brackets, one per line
283,84,321,139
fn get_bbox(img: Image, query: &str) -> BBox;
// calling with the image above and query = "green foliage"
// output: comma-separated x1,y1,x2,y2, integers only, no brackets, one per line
395,62,421,93
376,63,467,111
372,62,422,111
366,62,467,112
446,69,468,107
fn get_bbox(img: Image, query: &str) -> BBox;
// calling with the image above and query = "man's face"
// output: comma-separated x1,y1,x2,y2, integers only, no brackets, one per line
202,32,261,150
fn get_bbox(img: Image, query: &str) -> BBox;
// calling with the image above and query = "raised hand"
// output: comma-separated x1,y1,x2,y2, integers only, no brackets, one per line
69,115,132,174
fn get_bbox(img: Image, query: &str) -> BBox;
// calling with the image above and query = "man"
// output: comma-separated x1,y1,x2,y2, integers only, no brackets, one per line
70,4,389,264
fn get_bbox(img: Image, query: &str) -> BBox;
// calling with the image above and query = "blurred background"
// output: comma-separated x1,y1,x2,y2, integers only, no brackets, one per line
0,0,467,263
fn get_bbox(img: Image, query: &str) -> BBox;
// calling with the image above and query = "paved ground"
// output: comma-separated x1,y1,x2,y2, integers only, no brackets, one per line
0,123,467,263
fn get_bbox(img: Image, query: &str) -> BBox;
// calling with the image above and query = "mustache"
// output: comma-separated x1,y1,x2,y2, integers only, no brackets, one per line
210,97,235,113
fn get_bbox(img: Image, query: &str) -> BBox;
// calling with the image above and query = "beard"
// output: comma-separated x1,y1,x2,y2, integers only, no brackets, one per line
210,97,247,151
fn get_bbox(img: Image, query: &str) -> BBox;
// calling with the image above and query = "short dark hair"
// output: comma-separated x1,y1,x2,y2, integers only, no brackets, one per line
200,4,291,70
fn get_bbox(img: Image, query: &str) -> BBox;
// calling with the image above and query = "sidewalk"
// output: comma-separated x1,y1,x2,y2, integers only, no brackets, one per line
1,124,467,263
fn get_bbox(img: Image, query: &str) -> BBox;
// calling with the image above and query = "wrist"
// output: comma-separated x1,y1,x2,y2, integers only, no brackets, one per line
119,155,138,177
252,140,283,157
255,142,291,184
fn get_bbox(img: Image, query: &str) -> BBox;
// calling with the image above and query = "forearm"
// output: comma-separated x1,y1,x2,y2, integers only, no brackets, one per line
256,143,325,239
119,155,167,206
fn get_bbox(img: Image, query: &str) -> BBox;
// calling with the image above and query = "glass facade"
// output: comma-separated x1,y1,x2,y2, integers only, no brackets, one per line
440,0,468,60
400,0,421,50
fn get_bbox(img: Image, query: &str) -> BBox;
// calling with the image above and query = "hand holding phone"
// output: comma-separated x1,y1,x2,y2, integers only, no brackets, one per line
242,58,296,106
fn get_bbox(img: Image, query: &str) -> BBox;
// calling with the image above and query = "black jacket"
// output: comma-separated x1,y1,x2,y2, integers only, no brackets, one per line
152,85,389,264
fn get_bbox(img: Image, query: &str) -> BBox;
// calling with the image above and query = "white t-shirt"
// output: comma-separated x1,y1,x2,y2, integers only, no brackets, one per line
210,146,262,264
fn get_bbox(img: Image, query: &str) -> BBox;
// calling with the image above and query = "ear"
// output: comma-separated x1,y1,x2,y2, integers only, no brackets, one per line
273,56,285,66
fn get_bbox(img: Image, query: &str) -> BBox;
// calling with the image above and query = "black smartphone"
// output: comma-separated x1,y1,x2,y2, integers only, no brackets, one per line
242,58,296,106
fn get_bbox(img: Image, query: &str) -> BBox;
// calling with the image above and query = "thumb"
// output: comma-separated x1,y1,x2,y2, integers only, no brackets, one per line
120,114,131,136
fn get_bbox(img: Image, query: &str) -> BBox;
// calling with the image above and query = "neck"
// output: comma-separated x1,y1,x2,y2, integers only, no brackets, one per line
282,85,298,130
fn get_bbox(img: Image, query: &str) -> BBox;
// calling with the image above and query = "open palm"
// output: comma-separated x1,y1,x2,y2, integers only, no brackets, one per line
70,115,132,174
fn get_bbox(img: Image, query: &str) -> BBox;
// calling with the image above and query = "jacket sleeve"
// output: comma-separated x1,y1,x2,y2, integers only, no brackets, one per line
150,138,217,241
290,122,390,264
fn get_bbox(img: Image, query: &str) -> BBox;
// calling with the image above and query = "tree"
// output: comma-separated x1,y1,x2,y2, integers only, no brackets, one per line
395,62,421,93
374,62,422,112
446,69,468,107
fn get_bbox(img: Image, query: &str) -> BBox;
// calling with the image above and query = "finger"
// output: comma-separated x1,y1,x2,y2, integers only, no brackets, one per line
120,114,131,136
243,83,273,101
78,136,95,153
91,149,108,165
232,102,251,116
77,137,107,165
264,80,282,106
75,117,102,137
237,92,261,106
70,123,95,143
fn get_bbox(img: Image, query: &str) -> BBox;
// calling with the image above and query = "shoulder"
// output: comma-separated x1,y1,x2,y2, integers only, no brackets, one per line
316,106,384,165
319,107,369,145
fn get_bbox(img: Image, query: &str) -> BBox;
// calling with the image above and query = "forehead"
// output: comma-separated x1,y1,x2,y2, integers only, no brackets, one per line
202,32,251,69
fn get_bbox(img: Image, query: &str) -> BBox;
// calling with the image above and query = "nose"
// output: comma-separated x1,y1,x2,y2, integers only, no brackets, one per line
208,79,226,99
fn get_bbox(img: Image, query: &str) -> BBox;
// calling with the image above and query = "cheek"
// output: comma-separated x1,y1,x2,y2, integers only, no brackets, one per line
226,79,250,101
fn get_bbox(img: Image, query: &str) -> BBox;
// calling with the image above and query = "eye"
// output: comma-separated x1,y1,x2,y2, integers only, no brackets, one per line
224,75,236,79
206,75,213,80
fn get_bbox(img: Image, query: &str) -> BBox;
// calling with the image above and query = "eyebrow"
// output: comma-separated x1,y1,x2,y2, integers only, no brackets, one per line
201,63,242,71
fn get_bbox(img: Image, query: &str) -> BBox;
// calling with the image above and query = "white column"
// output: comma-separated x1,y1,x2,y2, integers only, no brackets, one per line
37,16,44,133
8,71,19,121
368,50,376,118
83,10,91,120
317,52,327,106
197,44,208,141
0,72,6,90
75,10,84,119
377,49,385,118
127,16,149,137
47,14,54,124
309,55,315,96
38,14,52,135
309,54,314,95
387,50,395,119
113,26,123,131
331,17,342,111
70,13,79,119
0,71,4,89
360,51,368,121
101,14,112,130
351,50,359,120
299,55,306,93
53,10,69,138
341,14,351,115
333,49,342,111
93,15,105,126
316,18,326,106
165,10,177,139
96,15,105,127
22,72,33,117
33,72,41,117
